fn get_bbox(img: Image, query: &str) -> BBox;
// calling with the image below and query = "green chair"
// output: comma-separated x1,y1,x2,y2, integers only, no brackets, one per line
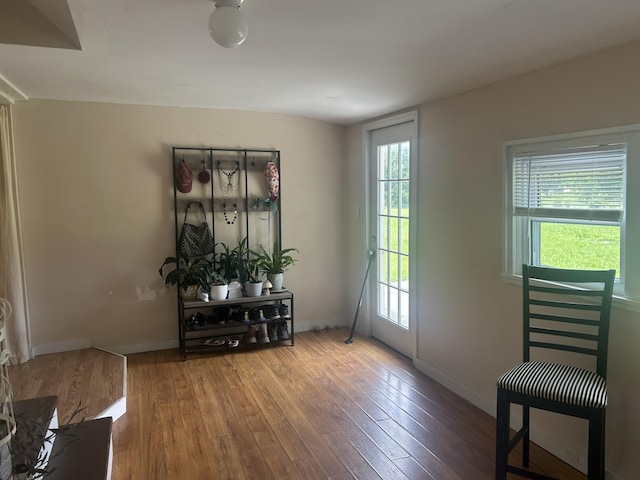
495,264,615,480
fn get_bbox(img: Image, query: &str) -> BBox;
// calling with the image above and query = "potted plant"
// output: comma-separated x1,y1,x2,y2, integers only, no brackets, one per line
241,256,263,297
229,237,262,296
209,244,232,301
158,253,222,301
216,241,239,284
252,240,299,291
208,267,229,301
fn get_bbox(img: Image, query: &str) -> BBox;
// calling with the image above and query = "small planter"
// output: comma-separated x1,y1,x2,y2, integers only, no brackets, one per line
180,285,199,301
244,281,263,297
268,273,284,291
210,284,229,301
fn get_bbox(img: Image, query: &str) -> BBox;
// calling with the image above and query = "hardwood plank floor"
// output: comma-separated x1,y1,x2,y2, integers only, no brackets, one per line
112,328,586,480
8,348,125,424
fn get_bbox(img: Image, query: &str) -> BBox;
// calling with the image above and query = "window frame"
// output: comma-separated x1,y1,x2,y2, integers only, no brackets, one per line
503,125,640,312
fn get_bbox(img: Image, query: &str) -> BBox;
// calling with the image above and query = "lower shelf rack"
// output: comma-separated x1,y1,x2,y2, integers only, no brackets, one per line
178,290,294,360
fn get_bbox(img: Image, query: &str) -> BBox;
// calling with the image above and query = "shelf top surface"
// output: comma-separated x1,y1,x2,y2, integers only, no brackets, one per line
183,290,292,307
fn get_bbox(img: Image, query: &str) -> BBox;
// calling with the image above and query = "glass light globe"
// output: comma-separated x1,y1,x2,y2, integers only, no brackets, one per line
208,5,248,48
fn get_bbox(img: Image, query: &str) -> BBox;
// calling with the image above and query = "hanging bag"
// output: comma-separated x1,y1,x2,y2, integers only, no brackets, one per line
178,202,215,257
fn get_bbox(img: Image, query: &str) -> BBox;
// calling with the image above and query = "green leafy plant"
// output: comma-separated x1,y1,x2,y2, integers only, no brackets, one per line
11,401,88,479
244,257,261,283
216,241,239,284
252,240,299,275
232,237,261,283
158,253,224,291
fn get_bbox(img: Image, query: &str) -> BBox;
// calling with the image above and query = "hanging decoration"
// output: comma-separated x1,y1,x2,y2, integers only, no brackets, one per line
217,159,240,197
251,196,277,220
217,158,240,225
197,157,211,184
264,160,279,202
223,201,238,225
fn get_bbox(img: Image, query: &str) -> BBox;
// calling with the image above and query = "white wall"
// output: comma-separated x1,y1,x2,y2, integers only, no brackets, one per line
11,100,349,354
347,41,640,479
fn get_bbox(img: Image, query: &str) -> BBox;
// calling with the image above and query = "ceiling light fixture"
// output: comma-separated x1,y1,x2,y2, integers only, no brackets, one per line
208,0,248,48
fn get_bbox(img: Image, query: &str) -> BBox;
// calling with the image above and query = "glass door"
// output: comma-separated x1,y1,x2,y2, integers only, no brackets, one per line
368,116,417,357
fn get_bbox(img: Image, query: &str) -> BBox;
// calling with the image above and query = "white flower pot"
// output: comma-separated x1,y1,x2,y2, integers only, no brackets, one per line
244,281,263,297
210,284,229,301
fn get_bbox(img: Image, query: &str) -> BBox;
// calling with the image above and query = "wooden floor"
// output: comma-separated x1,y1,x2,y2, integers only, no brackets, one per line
8,347,125,424
108,327,585,480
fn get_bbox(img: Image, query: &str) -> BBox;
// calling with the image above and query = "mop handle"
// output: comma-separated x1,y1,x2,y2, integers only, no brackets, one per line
345,250,375,343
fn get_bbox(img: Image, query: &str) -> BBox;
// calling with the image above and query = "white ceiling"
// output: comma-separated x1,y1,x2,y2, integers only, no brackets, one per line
2,0,640,124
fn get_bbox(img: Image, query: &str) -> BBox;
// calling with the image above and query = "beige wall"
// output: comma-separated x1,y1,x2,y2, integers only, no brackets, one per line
347,41,640,479
12,38,640,479
11,100,349,353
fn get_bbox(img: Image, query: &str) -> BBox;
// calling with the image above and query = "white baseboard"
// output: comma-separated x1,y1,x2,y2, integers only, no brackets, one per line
97,396,126,423
96,321,345,355
295,320,349,333
413,357,495,415
32,338,91,356
100,339,178,356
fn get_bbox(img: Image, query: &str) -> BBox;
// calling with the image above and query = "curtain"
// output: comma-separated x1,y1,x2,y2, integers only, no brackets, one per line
0,105,31,364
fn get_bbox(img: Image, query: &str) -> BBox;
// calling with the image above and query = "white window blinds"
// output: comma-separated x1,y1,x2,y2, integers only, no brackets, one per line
513,144,626,222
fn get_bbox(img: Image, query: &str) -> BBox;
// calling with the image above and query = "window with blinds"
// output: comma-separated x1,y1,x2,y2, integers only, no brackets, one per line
512,144,626,223
504,128,638,297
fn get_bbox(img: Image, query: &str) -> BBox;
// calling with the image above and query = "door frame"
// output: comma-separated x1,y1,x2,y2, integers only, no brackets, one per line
362,110,419,359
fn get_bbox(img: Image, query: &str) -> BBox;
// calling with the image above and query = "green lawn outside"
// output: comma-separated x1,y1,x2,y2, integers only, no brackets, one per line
380,210,410,283
381,215,620,283
539,223,620,275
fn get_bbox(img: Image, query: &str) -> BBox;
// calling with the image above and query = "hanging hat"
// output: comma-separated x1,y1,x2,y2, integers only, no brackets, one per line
176,159,193,193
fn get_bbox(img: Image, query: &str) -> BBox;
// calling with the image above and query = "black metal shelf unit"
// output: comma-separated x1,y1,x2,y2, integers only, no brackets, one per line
170,146,291,360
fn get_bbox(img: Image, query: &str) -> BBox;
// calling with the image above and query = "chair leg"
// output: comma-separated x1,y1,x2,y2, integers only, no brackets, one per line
588,409,606,480
522,405,530,468
496,388,510,480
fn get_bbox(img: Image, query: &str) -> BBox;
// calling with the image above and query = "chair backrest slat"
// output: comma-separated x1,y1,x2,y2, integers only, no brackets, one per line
531,299,604,312
529,341,598,356
529,327,599,342
522,264,615,378
530,313,601,327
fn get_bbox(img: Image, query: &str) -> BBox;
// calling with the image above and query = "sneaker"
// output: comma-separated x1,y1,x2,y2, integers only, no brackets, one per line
243,326,257,344
188,312,208,329
210,307,227,325
248,308,261,323
277,321,291,340
278,304,290,319
256,324,270,344
267,322,279,342
231,306,248,323
264,305,280,321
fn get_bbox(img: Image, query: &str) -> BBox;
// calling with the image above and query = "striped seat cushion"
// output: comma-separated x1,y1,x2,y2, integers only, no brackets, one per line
497,361,607,408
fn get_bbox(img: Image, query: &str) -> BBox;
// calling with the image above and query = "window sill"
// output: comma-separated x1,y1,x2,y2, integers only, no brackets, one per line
500,272,640,314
